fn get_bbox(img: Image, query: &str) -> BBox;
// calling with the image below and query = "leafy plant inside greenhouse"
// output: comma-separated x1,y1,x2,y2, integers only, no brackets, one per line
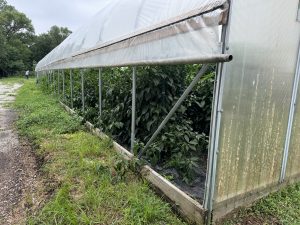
42,64,215,186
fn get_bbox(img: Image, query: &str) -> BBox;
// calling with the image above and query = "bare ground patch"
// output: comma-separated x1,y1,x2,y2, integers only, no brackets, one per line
0,83,45,225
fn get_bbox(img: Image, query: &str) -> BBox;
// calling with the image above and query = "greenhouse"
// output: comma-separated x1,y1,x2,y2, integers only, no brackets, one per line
35,0,300,224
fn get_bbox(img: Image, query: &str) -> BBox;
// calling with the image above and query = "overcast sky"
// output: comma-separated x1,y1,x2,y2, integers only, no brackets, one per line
6,0,109,34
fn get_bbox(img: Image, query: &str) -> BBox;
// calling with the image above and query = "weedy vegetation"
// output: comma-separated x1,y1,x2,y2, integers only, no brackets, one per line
14,80,186,225
222,183,300,225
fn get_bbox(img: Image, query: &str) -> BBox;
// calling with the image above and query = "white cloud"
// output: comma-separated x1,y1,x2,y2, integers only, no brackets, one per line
6,0,109,34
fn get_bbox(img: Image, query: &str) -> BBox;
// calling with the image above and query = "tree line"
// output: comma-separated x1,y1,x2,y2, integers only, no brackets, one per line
0,0,71,77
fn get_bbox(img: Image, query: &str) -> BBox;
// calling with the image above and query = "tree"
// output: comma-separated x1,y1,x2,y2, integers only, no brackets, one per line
0,1,71,77
0,2,34,76
31,26,72,63
0,0,7,10
0,6,34,40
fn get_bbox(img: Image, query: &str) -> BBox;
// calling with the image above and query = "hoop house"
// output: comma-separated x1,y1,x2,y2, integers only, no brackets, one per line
36,0,300,224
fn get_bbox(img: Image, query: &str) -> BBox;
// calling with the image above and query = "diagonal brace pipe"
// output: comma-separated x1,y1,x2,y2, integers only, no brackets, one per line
138,64,210,158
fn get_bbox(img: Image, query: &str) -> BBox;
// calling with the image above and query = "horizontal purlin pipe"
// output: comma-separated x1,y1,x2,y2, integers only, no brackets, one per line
36,54,232,72
138,64,209,158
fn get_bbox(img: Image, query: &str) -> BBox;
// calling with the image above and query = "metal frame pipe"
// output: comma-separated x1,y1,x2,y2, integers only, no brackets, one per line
62,70,65,101
48,71,51,88
138,64,209,158
47,71,50,87
204,2,232,222
36,71,38,84
49,71,51,91
280,40,300,182
51,71,53,93
131,67,137,153
36,54,232,73
81,70,85,112
204,61,226,217
52,71,54,94
53,71,56,94
70,70,73,108
99,68,102,118
58,70,60,96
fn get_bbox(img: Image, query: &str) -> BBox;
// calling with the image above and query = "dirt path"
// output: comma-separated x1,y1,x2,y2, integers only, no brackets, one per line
0,83,40,225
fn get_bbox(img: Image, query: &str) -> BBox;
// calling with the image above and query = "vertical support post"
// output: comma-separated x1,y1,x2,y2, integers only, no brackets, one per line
48,71,50,91
131,67,137,153
51,71,53,93
50,71,52,92
54,71,56,94
70,70,73,109
204,62,226,217
98,68,102,119
204,1,232,222
280,41,300,182
52,71,54,94
81,70,85,112
48,71,51,89
36,72,38,84
58,70,60,96
62,70,65,101
47,71,49,88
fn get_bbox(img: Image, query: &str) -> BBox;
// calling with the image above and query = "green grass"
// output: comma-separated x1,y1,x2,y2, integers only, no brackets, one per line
14,80,186,225
0,75,27,85
222,184,300,225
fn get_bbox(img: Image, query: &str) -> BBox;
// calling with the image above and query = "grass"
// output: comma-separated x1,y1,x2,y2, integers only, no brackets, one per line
0,75,27,85
222,183,300,225
13,79,186,225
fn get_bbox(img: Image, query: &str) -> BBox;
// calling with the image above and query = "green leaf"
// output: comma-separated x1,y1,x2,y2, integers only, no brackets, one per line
184,135,189,142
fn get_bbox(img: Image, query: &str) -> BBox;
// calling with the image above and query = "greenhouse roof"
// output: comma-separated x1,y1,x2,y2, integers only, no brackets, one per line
36,0,231,71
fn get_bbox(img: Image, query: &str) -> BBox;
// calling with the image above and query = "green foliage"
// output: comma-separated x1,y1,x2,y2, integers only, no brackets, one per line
0,0,7,10
44,65,215,184
0,2,34,75
185,70,215,134
112,156,142,184
31,26,72,63
147,120,208,183
15,79,82,143
223,183,300,225
13,80,185,225
0,1,71,77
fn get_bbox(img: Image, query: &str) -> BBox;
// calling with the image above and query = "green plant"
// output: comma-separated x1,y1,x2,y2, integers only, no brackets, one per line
14,80,185,225
39,65,215,184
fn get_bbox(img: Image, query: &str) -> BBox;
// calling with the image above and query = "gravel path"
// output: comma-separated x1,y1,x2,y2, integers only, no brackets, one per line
0,83,40,225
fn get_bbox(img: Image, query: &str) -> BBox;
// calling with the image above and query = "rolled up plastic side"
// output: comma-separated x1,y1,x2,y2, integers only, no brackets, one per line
35,0,228,71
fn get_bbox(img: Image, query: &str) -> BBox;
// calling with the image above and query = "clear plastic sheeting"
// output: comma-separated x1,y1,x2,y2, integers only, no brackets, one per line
214,0,300,207
35,0,229,71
